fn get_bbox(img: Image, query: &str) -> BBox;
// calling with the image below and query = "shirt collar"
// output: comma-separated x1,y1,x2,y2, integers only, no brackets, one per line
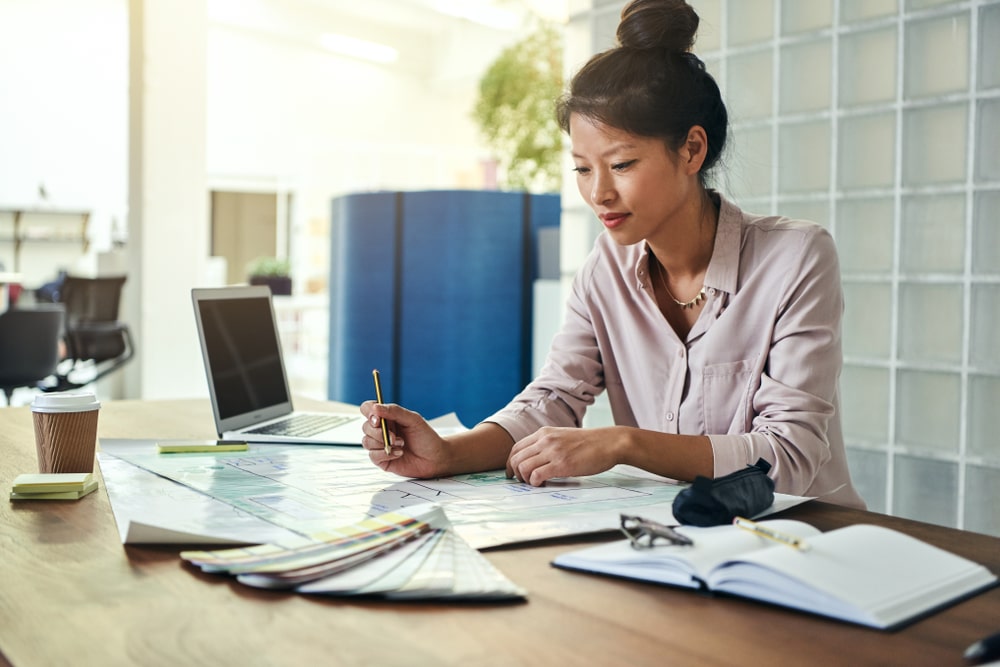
703,192,741,296
632,191,743,295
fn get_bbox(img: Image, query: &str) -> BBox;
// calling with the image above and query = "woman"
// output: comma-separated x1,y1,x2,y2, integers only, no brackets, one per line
360,0,865,509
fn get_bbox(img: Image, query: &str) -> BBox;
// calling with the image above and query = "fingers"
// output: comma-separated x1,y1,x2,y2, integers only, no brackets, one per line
360,403,397,453
361,406,404,466
361,426,402,450
506,434,532,480
360,401,425,460
506,440,523,479
509,454,554,486
507,438,552,486
365,436,403,466
367,401,420,427
362,424,402,454
361,401,396,439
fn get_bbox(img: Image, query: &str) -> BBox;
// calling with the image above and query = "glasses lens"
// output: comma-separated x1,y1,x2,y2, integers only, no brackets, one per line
620,515,646,547
619,514,692,548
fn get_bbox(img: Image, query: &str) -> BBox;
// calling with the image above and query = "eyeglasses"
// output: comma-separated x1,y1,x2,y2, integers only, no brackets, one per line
620,514,694,549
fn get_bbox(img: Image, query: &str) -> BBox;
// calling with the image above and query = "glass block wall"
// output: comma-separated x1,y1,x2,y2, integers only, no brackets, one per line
563,0,1000,536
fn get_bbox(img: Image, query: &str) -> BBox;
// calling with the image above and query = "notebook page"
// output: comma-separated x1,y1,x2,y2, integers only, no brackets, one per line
707,524,997,628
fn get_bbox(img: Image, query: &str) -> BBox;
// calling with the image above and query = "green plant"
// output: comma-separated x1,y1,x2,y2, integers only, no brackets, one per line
472,23,563,193
246,256,290,277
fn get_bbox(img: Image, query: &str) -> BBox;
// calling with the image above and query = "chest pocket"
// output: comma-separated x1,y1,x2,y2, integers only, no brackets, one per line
702,358,756,435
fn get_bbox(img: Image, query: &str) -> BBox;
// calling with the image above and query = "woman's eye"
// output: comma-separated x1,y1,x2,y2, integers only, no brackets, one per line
612,160,636,171
572,166,590,175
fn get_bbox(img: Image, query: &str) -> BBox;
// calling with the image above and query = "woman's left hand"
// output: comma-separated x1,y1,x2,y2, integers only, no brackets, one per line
505,426,627,485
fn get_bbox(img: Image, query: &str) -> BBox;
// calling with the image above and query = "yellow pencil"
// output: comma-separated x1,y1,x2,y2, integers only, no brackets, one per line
733,516,811,551
372,369,392,455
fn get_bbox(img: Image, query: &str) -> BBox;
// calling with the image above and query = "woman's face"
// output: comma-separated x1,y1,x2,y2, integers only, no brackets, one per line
569,114,698,247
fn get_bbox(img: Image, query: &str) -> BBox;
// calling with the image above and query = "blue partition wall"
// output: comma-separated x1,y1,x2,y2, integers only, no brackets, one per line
329,190,560,427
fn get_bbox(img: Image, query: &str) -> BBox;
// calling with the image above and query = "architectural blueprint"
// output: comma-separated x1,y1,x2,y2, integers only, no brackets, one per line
98,439,806,549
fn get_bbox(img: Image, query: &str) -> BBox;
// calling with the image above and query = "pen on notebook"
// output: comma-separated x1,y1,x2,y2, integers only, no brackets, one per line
733,516,811,551
372,369,392,455
964,630,1000,663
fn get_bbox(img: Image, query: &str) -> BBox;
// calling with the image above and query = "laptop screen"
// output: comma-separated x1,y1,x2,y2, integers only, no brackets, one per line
195,290,290,420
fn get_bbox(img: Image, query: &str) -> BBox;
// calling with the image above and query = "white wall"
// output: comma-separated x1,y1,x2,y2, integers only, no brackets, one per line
0,0,128,260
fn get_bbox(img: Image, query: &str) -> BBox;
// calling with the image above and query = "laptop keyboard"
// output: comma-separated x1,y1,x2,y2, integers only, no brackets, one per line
246,413,357,438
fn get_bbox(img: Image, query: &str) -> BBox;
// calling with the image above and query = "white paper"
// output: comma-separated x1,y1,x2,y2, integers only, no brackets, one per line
98,437,812,549
98,450,312,547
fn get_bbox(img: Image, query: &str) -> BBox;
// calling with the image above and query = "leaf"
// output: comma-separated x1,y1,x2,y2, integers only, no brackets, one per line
472,23,564,192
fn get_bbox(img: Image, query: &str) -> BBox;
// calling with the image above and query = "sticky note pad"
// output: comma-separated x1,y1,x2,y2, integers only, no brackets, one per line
10,475,98,501
157,440,249,454
12,473,93,494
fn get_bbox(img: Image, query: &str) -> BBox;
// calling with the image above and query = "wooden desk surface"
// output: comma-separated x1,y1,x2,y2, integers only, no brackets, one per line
1,399,998,667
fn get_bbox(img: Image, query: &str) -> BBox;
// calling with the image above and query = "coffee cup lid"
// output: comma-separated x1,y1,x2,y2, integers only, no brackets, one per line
31,392,101,413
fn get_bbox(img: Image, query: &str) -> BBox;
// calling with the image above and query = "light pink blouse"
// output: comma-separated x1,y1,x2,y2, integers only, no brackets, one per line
487,194,866,509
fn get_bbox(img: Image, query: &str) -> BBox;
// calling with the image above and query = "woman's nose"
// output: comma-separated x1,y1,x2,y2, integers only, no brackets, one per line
590,173,614,205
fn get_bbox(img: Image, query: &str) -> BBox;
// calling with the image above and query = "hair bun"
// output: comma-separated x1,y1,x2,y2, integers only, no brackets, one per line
617,0,700,53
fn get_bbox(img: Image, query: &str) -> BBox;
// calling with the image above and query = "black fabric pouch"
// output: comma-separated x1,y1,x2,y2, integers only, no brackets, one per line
672,458,775,527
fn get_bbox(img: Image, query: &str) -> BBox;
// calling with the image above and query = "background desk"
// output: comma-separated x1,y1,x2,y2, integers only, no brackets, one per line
2,399,999,667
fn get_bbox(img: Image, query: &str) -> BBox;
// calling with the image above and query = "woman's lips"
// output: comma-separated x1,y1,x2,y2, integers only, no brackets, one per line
600,212,629,229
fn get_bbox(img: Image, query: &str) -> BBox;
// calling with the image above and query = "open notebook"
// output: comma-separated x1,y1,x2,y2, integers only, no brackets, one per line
191,286,364,445
553,520,998,630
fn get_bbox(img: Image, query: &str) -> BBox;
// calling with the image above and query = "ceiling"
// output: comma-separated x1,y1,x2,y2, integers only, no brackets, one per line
207,0,567,81
302,0,568,30
209,0,568,42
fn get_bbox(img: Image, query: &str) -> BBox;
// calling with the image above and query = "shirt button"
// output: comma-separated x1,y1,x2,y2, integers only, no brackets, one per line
665,412,675,421
708,287,717,296
677,349,684,358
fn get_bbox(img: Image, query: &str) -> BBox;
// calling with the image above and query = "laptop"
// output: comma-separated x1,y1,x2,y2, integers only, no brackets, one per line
191,285,365,445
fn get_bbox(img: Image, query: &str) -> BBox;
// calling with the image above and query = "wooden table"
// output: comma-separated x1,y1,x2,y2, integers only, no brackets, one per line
2,399,998,667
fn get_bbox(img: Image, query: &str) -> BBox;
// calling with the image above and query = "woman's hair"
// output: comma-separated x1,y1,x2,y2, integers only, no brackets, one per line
556,0,728,178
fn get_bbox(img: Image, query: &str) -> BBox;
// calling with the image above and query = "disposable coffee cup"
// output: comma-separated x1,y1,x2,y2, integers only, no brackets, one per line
31,392,101,474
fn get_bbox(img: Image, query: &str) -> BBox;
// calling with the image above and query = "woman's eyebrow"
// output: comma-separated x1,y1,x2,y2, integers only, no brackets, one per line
571,143,639,160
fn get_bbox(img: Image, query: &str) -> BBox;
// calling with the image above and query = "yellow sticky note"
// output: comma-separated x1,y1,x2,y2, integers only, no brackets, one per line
157,440,249,454
12,473,93,494
10,478,99,501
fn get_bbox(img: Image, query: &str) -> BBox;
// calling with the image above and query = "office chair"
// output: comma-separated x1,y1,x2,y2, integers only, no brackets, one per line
0,304,66,405
45,275,135,392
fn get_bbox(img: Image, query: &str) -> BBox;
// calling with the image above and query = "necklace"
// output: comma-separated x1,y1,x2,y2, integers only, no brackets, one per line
653,256,706,310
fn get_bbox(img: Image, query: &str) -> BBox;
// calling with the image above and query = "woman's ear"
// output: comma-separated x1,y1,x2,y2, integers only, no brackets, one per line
679,125,709,175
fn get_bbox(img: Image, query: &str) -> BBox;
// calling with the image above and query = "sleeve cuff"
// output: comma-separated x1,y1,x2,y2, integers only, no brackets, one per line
709,433,758,477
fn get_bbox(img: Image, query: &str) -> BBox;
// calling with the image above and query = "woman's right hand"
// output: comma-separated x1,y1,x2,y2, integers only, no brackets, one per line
359,400,450,478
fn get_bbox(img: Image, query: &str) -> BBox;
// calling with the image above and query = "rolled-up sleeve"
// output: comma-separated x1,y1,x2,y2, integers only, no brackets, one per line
486,259,605,443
